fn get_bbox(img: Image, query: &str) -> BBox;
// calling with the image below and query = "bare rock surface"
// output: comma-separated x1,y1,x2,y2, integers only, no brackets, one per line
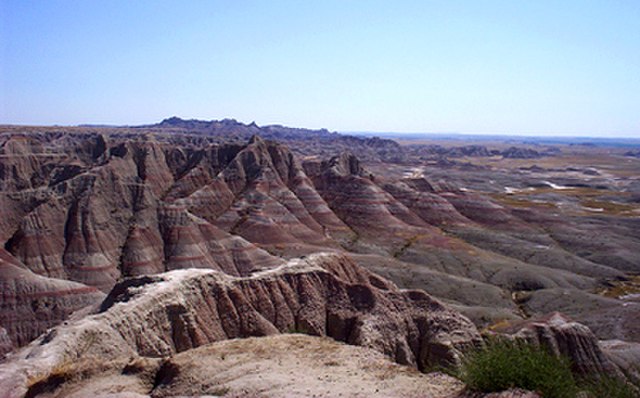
4,335,467,398
492,312,623,378
0,249,105,349
2,125,639,353
1,122,640,398
151,334,466,398
601,339,640,385
0,327,13,357
0,253,481,397
1,332,546,398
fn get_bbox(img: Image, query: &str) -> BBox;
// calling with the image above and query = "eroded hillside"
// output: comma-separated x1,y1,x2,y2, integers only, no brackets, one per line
1,124,639,351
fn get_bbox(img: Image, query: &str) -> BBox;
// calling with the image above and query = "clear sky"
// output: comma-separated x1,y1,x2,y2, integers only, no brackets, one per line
1,1,639,136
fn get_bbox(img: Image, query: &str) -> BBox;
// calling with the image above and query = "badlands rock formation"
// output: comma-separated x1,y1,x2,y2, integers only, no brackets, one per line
0,121,639,396
1,123,639,352
0,253,481,397
0,248,104,350
492,312,624,378
0,327,13,357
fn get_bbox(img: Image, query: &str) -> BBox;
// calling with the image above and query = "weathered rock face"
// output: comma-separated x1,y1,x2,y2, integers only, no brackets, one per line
601,339,640,385
0,335,468,398
494,312,624,379
1,132,340,351
0,327,13,357
501,147,542,159
0,249,105,349
102,253,480,366
305,152,445,242
382,179,472,226
0,133,298,293
0,253,481,397
1,124,639,368
210,136,345,247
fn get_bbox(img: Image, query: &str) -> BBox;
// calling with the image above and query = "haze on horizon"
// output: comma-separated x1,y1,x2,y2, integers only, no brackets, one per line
1,1,639,137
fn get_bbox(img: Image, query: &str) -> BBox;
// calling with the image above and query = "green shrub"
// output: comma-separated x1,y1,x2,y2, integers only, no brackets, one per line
580,376,637,398
459,338,578,398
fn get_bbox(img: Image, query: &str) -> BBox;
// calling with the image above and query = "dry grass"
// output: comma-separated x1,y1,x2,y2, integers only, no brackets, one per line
490,187,639,217
598,276,640,299
579,199,638,215
483,319,516,333
489,193,557,209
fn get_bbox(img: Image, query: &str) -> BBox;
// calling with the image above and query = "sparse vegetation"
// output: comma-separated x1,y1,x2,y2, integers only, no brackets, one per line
598,275,640,298
285,325,306,334
580,199,637,215
580,376,637,398
459,338,578,398
457,338,639,398
392,235,421,258
489,193,558,209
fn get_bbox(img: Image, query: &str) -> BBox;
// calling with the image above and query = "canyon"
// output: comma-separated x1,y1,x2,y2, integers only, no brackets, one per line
0,119,639,397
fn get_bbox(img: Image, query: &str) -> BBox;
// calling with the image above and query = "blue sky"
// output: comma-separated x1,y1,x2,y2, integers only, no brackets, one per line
1,1,639,136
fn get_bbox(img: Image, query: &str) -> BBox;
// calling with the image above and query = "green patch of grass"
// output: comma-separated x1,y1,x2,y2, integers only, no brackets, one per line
285,325,308,334
459,338,578,398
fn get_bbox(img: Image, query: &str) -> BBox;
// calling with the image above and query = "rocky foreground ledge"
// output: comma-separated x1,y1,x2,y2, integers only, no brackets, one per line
0,253,481,397
0,253,634,397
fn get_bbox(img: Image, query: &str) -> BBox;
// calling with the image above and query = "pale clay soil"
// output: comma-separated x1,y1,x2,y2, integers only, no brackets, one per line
59,334,466,398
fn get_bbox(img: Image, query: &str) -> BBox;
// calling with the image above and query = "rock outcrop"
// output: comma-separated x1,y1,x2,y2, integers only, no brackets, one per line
1,124,639,366
148,335,467,398
601,339,640,385
0,335,469,398
501,147,542,159
0,249,105,349
153,116,407,163
0,132,341,352
0,253,481,397
492,312,625,379
0,327,13,357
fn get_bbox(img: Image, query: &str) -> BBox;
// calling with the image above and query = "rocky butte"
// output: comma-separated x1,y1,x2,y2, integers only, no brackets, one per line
0,120,639,397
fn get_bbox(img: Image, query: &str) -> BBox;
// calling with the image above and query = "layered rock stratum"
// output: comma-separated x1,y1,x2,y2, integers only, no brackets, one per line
1,123,639,345
0,253,481,397
0,120,639,396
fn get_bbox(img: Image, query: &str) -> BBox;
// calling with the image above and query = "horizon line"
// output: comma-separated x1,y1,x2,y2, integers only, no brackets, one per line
0,120,638,140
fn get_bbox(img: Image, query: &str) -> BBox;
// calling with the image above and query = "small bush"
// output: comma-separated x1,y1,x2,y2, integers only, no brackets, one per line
581,376,637,398
459,338,578,398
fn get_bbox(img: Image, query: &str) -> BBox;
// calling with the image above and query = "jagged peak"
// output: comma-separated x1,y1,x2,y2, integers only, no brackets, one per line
324,151,364,177
248,134,265,145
